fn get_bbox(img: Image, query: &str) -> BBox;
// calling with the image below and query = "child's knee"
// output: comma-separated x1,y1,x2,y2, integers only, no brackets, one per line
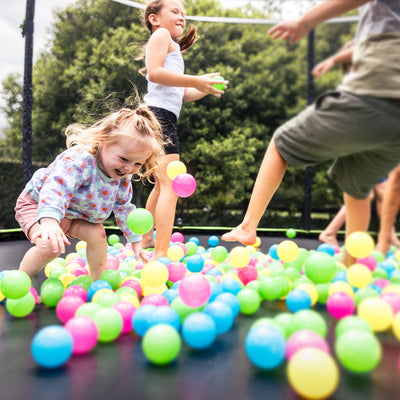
86,223,107,243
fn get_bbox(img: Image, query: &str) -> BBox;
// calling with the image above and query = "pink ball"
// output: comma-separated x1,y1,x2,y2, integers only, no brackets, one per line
29,286,39,304
112,301,136,334
105,254,120,270
63,285,88,302
374,278,390,289
178,274,211,307
121,279,142,298
167,261,187,282
357,255,377,271
380,292,400,314
141,293,169,307
202,263,215,275
286,330,330,360
238,265,258,285
56,296,86,323
170,232,184,243
326,291,355,319
71,267,89,277
67,257,85,268
172,173,196,198
135,261,146,270
175,242,188,257
65,315,99,355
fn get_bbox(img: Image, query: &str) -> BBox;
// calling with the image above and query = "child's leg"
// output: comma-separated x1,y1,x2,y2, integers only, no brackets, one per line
142,183,160,249
341,193,371,267
222,139,288,245
150,154,179,260
319,205,346,247
69,220,108,281
19,224,62,279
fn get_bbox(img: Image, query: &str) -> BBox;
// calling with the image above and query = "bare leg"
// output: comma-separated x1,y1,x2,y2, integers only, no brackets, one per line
69,220,108,281
141,184,159,249
341,193,370,267
222,139,287,245
319,205,346,247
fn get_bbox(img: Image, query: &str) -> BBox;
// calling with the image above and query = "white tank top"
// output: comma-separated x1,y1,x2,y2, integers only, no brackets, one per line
143,44,185,118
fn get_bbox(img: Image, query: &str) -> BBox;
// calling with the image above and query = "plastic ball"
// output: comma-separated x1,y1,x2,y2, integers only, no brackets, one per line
182,312,216,349
335,315,372,338
229,246,251,268
292,309,327,338
105,254,120,270
392,312,400,340
148,305,180,331
203,301,234,334
236,288,261,315
345,231,375,258
92,307,123,342
56,296,85,323
326,291,355,319
107,234,120,246
185,254,205,273
357,297,394,332
167,244,185,262
87,280,112,302
141,261,169,287
141,293,169,307
237,265,258,285
285,289,312,313
208,235,219,247
212,75,225,90
65,316,99,355
112,301,136,334
346,263,373,288
63,285,88,302
132,305,156,336
6,292,36,317
31,325,73,368
245,325,286,369
303,252,336,284
172,173,196,198
287,348,339,399
142,324,181,365
100,269,121,290
75,302,102,318
214,292,240,318
258,277,281,301
0,270,31,299
179,274,211,307
286,228,297,239
335,330,381,373
127,208,154,234
40,278,65,307
211,246,228,263
286,329,330,360
277,240,299,263
166,160,187,180
220,277,243,295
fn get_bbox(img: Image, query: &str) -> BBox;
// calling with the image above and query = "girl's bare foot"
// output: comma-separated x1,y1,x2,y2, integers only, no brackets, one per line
221,225,257,246
142,238,155,250
318,231,339,247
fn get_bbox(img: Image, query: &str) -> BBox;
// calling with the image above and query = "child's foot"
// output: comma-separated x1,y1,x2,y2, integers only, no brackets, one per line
318,231,339,247
142,238,155,250
221,225,257,246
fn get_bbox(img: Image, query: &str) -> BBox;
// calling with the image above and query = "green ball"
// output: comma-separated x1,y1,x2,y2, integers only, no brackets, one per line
170,297,199,322
292,309,328,338
258,277,281,301
142,324,181,365
314,283,330,305
0,270,31,299
211,245,228,263
127,208,154,235
273,312,295,339
286,228,297,238
212,76,225,90
92,308,123,342
100,269,122,290
40,278,65,307
354,286,379,307
237,288,261,315
185,241,198,256
108,233,120,246
335,330,381,373
75,302,102,318
6,292,35,317
68,275,93,291
95,291,121,308
303,252,336,284
335,315,372,338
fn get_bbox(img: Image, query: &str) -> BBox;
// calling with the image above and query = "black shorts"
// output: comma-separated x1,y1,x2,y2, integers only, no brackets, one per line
149,106,180,155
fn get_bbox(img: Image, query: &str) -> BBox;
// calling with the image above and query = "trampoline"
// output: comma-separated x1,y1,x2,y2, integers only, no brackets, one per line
1,229,400,400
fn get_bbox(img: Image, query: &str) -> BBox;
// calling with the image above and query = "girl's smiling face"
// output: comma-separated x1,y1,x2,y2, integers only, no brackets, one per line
97,131,152,180
152,0,186,39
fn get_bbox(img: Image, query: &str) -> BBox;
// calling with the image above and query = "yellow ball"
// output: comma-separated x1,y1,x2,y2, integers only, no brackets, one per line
345,231,375,258
141,261,169,287
277,240,299,263
382,284,400,295
395,250,400,261
119,292,140,308
296,282,318,306
229,246,251,268
246,245,256,254
357,297,394,332
167,244,185,261
346,263,372,288
0,288,5,302
75,240,87,251
142,283,168,296
252,237,261,248
44,261,61,278
166,160,187,180
92,288,114,303
328,281,354,297
287,348,339,399
65,252,81,262
58,273,77,289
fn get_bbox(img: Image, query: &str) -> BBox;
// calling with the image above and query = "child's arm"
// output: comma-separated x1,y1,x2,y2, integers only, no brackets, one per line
184,74,229,101
312,46,354,78
30,217,71,254
268,0,371,44
147,28,224,96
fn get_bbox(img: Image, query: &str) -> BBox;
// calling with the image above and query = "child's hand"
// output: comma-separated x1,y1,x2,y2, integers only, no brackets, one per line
31,217,70,254
312,58,336,78
132,241,149,262
195,73,229,97
268,19,310,44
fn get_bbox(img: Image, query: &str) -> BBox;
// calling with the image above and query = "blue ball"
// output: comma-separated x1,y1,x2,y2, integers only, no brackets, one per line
214,292,240,318
186,255,205,273
285,288,312,313
332,271,348,283
206,268,223,277
245,325,286,369
157,257,172,266
208,235,219,247
148,305,180,331
203,301,233,334
268,244,280,260
317,243,336,257
31,325,73,368
188,236,200,245
87,280,112,302
132,305,156,336
162,288,179,304
182,312,217,349
220,278,242,295
208,281,223,302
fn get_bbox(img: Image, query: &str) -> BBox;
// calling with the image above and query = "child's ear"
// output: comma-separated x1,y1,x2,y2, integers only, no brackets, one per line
148,13,160,28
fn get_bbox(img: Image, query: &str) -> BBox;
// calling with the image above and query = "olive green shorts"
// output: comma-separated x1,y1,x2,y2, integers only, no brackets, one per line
273,91,400,199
